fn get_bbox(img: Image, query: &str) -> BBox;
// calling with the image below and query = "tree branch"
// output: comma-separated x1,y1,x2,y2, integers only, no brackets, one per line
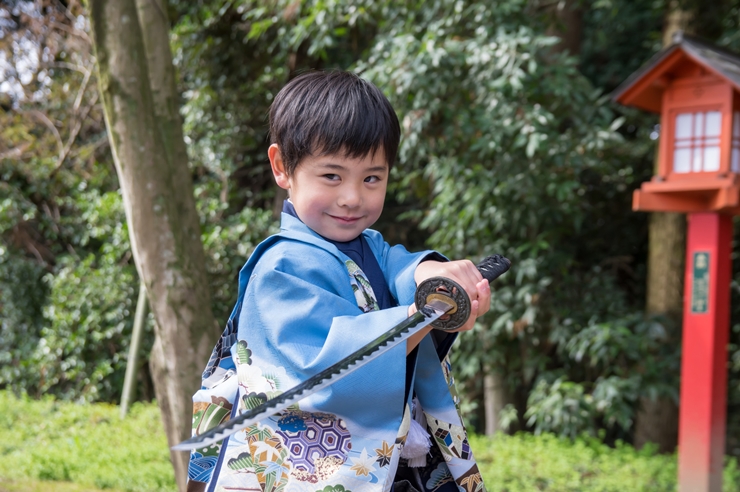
73,64,93,112
50,89,100,176
0,141,32,160
29,110,64,157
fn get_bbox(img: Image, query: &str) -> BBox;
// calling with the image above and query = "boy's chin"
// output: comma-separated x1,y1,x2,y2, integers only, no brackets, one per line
313,223,368,242
320,229,363,242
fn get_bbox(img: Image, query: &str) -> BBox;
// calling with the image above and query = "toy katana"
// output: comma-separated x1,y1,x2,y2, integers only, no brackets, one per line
172,254,511,452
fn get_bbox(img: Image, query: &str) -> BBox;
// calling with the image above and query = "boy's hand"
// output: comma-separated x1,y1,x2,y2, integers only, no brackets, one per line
413,260,491,332
406,259,491,353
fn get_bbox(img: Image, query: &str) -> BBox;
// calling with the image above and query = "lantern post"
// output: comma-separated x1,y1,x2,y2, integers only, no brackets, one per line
613,32,740,491
678,212,732,491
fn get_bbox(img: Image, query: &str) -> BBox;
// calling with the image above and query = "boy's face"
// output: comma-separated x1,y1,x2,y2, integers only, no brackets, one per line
269,144,389,242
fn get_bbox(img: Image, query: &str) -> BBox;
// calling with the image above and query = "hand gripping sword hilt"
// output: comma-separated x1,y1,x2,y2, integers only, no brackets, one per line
414,254,511,331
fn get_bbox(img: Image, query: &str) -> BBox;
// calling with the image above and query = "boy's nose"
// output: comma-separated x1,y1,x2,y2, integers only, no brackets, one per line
337,185,361,208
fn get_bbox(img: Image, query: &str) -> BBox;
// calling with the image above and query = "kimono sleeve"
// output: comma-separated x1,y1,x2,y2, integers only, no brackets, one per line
236,240,409,432
362,229,447,306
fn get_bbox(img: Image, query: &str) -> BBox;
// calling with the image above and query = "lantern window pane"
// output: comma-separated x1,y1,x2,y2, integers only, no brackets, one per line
674,148,692,173
694,112,705,137
734,112,740,138
692,148,703,172
676,114,693,139
703,147,720,171
733,148,740,173
705,111,722,137
672,111,723,173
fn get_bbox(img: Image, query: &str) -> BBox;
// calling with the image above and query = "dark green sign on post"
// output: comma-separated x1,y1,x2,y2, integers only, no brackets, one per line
691,252,710,314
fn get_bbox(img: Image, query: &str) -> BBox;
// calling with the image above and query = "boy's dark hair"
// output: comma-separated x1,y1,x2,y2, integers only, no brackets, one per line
269,70,400,175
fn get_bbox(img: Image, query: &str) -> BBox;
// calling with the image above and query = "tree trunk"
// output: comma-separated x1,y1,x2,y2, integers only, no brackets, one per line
483,371,512,436
634,211,684,452
633,0,691,454
89,1,219,489
543,0,583,57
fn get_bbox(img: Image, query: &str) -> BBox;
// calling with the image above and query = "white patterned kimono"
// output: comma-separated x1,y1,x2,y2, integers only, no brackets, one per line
186,213,486,492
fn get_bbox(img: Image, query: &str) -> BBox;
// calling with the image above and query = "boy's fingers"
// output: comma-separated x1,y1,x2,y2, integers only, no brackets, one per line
477,280,491,315
457,300,479,332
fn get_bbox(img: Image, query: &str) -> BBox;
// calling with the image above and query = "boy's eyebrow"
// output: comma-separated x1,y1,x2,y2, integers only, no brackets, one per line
318,162,389,173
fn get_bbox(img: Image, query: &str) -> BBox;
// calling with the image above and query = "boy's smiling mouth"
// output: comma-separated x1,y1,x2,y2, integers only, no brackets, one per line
329,214,362,224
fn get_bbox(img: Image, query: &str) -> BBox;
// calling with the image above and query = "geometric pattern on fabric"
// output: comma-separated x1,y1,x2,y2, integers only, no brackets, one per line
275,411,351,481
426,418,471,461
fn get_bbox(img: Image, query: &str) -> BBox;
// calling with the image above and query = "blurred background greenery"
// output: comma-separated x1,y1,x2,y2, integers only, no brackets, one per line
4,0,740,487
4,391,739,491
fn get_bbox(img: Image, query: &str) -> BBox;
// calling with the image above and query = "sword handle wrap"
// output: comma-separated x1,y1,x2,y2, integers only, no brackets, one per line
414,254,511,331
476,254,512,283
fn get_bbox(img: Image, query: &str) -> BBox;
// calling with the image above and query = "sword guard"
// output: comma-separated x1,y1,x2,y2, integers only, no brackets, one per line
414,254,511,331
414,276,470,331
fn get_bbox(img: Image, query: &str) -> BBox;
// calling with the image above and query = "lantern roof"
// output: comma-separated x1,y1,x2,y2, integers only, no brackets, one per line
612,32,740,113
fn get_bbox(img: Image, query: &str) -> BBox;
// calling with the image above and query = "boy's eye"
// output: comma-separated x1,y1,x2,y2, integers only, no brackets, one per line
364,175,382,183
323,174,340,181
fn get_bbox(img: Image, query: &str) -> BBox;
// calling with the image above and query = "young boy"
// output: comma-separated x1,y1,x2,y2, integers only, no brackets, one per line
187,71,490,492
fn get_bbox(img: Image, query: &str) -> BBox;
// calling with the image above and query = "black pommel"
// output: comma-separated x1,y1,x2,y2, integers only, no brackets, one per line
414,254,511,332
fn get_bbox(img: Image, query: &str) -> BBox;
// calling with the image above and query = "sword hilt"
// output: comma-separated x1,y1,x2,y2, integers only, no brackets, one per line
414,254,511,331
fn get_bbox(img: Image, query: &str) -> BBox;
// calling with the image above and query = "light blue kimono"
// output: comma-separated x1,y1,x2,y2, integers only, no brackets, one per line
187,214,486,492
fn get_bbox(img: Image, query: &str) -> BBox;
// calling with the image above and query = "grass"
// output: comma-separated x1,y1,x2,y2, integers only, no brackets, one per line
475,432,737,491
2,390,740,491
0,391,176,491
0,478,116,492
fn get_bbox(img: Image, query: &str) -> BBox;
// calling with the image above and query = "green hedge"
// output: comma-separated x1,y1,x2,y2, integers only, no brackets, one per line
1,391,739,491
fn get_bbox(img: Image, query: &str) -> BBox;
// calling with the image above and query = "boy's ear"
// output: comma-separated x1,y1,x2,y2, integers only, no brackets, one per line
268,144,290,190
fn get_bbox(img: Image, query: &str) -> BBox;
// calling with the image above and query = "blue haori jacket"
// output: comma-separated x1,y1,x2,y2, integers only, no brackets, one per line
186,213,487,492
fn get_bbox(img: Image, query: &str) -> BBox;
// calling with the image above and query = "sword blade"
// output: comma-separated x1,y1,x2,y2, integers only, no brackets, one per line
172,300,450,451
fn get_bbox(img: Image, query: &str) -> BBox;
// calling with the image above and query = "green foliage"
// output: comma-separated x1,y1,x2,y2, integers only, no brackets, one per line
197,183,278,325
0,391,175,491
473,432,740,491
6,391,740,492
580,0,664,92
0,1,277,403
343,0,660,439
0,1,141,403
0,254,48,393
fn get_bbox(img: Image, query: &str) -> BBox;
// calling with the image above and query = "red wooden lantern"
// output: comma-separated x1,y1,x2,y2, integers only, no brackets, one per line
613,32,737,492
614,32,740,213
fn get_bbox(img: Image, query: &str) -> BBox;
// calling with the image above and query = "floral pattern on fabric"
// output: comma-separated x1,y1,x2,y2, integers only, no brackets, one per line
235,340,288,412
188,396,235,484
223,423,292,492
316,486,352,492
345,260,380,313
374,441,393,467
425,463,454,491
456,465,485,492
349,448,378,477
